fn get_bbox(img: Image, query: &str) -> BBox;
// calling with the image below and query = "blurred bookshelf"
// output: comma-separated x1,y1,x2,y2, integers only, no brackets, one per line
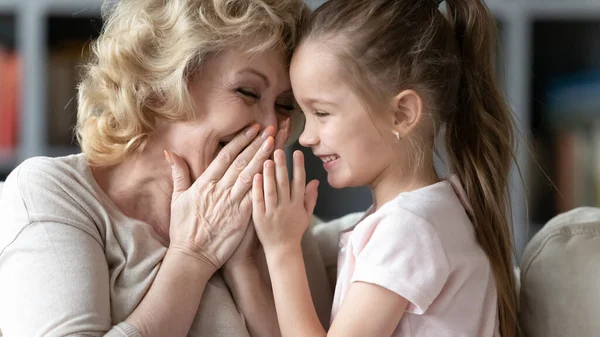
0,12,17,178
0,0,599,257
0,0,104,182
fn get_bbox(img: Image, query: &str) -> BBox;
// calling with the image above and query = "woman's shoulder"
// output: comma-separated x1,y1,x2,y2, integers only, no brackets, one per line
4,154,94,206
0,155,104,247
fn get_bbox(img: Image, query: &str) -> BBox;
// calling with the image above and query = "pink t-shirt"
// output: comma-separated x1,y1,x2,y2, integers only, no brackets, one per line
331,177,500,337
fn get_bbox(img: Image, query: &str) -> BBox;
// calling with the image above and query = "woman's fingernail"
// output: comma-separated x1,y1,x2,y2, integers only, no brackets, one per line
246,124,259,137
262,137,274,152
164,150,175,167
261,126,275,139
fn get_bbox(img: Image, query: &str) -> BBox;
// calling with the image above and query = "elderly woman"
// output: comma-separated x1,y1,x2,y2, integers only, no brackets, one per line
0,1,331,336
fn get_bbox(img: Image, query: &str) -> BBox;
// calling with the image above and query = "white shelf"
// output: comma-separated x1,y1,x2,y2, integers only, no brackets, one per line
525,1,600,19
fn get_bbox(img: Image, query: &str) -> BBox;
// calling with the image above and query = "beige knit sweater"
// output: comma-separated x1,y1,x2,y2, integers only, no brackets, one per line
0,155,334,337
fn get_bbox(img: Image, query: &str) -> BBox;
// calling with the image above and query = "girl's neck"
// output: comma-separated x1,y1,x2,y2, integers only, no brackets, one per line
370,160,440,211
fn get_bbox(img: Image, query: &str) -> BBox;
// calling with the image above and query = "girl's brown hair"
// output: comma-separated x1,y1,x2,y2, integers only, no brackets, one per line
302,0,517,336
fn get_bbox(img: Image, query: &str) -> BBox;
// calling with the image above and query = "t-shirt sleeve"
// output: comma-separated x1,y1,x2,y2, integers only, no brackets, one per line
350,210,450,315
0,163,141,337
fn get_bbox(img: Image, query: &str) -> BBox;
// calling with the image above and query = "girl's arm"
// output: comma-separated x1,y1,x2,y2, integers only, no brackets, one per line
253,150,408,337
266,244,408,337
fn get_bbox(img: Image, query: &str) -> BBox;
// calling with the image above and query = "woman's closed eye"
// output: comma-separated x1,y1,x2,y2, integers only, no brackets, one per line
275,103,296,116
237,88,260,100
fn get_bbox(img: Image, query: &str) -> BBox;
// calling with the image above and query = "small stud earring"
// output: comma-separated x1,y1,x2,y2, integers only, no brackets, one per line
393,130,401,141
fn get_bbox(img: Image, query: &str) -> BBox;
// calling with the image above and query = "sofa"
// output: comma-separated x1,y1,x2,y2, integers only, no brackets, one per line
519,207,600,337
2,179,600,337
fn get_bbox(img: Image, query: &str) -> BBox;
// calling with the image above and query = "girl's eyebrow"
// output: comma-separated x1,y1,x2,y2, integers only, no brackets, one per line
303,97,338,107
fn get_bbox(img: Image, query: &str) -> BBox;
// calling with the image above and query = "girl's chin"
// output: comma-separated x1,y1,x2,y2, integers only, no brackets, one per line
326,175,350,189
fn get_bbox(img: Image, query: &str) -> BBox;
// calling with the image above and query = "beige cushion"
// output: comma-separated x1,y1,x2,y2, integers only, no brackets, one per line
519,207,600,337
310,212,364,291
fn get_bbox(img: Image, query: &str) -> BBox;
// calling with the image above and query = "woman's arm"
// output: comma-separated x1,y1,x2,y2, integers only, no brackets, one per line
0,221,134,337
126,249,216,337
222,223,280,337
222,260,280,337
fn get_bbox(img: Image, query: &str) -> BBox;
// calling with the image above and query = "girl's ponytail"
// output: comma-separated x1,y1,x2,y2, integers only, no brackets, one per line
444,1,518,336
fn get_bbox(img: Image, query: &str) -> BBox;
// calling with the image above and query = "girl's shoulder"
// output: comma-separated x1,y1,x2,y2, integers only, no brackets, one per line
350,179,473,248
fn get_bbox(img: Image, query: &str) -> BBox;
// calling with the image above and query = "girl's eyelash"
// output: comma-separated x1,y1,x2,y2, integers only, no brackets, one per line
237,88,260,99
315,111,329,117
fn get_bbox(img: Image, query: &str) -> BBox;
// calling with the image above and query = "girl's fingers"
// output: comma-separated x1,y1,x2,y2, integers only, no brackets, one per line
274,150,290,201
263,160,277,210
292,150,306,202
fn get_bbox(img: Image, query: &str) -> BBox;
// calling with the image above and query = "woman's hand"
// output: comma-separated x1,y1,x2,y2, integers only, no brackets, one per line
252,149,319,256
224,119,291,269
165,124,275,272
274,116,291,152
224,221,262,268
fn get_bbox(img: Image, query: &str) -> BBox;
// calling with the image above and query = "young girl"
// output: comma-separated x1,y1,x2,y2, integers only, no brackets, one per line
251,0,518,336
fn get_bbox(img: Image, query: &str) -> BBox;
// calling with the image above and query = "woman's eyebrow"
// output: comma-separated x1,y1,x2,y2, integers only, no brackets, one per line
237,67,270,87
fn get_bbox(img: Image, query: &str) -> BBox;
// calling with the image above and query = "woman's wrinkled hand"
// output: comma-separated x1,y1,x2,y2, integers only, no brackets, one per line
164,124,276,273
223,117,291,269
224,221,262,269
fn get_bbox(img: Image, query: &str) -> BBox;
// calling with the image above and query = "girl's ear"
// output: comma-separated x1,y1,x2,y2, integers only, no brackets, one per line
390,89,423,137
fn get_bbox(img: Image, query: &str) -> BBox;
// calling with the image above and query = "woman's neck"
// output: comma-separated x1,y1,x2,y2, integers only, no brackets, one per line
92,149,174,242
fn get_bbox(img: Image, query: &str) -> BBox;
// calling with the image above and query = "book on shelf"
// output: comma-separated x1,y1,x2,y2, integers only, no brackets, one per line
547,69,600,212
48,40,91,147
0,47,20,155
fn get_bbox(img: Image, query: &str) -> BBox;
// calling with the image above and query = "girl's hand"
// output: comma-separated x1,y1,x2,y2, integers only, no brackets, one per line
252,149,319,255
224,121,291,270
166,124,275,273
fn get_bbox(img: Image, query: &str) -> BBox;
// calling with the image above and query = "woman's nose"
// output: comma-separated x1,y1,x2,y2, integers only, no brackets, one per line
255,106,279,133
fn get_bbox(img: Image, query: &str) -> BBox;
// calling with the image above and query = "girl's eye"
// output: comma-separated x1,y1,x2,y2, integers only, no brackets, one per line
315,110,329,117
237,88,260,100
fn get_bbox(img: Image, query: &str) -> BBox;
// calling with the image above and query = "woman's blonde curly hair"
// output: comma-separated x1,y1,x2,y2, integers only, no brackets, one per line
77,0,310,166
